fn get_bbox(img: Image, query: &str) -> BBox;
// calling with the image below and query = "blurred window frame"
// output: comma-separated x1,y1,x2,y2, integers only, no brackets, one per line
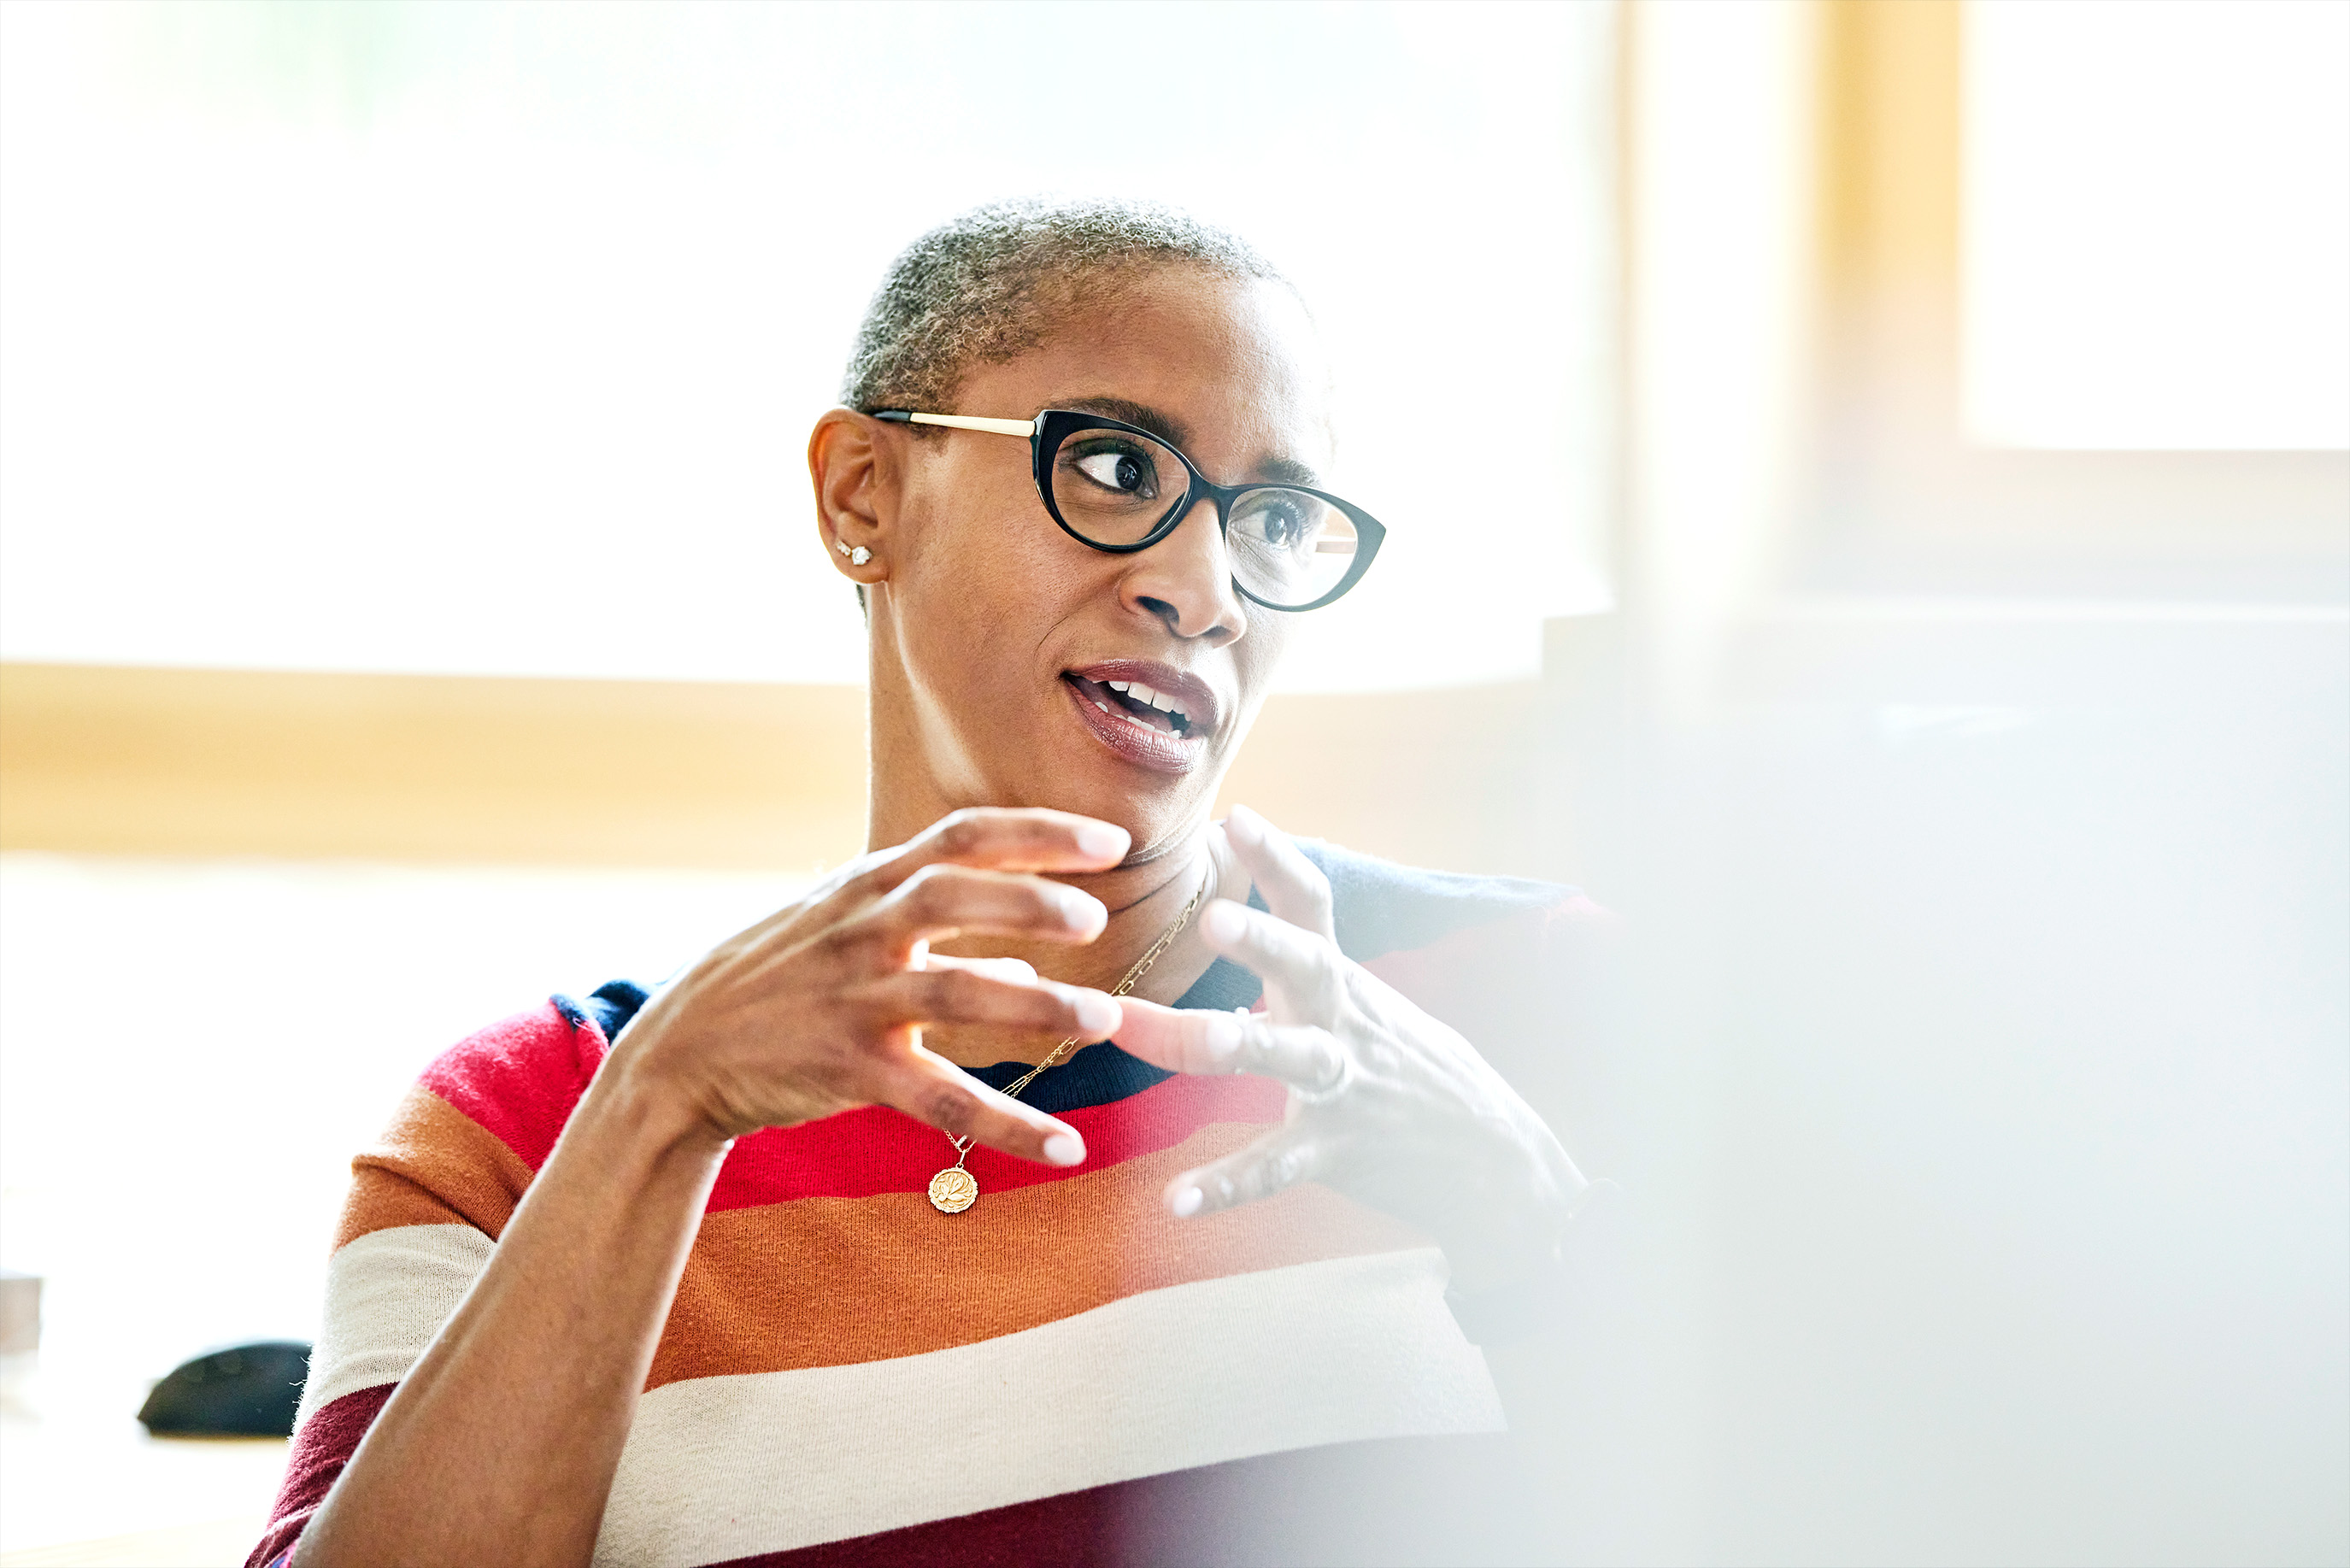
1787,0,2347,605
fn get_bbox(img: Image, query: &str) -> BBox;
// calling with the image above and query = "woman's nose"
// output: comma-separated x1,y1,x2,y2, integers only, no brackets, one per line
1118,494,1248,645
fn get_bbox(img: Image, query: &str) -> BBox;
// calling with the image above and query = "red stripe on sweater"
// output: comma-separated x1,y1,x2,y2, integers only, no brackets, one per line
416,1001,604,1172
706,1071,1285,1211
415,1001,1288,1208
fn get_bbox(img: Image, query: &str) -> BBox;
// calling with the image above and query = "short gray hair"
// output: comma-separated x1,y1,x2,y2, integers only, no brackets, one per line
840,198,1291,414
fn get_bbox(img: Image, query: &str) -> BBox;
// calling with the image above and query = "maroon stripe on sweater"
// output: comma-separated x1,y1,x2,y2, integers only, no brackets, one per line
245,1382,396,1568
244,1397,1513,1568
708,1433,1523,1568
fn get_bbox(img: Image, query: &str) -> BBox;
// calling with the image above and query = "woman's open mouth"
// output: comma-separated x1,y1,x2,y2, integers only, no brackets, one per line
1068,672,1196,736
1061,662,1217,774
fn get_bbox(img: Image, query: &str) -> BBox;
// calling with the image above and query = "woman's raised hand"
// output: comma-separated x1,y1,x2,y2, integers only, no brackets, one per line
607,807,1131,1167
1112,806,1589,1291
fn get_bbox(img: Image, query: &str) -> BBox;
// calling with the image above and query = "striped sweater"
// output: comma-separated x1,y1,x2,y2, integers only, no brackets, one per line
252,843,1612,1567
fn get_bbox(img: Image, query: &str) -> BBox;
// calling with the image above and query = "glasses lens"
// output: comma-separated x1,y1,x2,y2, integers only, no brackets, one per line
1226,488,1361,608
1048,426,1188,546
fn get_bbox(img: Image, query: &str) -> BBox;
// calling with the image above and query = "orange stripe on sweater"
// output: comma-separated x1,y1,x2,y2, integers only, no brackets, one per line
333,1084,536,1249
645,1121,1427,1389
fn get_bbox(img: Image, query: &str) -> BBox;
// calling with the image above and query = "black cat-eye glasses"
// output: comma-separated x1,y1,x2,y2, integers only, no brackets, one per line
873,408,1386,612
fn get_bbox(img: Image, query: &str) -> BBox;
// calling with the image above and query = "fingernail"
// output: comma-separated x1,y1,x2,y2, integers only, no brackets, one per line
1077,822,1130,860
1043,1131,1085,1167
1168,1183,1204,1218
1201,1013,1241,1062
1060,888,1106,931
1072,990,1121,1037
1201,900,1245,943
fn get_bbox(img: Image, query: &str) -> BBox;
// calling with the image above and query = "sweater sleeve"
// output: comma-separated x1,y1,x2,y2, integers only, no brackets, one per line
1358,890,1628,1182
245,1001,604,1568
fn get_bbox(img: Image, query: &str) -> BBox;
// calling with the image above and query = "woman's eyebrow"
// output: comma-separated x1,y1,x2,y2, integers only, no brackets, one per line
1254,455,1322,488
1058,396,1322,488
1061,395,1190,449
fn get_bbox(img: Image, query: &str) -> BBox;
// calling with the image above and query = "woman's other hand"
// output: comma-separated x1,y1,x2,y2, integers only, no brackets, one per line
1112,806,1589,1292
609,807,1131,1167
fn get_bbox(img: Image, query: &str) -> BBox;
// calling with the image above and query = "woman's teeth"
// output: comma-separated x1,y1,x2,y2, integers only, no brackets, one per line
1106,678,1189,725
1078,674,1195,737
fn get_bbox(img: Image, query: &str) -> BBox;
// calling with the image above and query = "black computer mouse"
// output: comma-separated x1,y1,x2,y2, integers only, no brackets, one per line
136,1341,311,1436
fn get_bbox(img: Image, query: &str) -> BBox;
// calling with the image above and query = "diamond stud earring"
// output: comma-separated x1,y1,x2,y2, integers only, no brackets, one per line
836,540,872,567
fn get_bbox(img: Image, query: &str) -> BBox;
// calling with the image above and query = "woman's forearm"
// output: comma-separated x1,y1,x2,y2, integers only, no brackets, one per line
297,1065,730,1568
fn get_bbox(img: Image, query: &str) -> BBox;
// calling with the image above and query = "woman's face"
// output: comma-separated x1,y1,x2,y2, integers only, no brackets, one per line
859,267,1332,862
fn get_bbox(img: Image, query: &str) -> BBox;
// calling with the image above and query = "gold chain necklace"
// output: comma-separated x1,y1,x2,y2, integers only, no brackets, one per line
926,866,1211,1214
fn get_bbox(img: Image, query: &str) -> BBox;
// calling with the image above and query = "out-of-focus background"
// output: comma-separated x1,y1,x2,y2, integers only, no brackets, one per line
0,2,2342,1563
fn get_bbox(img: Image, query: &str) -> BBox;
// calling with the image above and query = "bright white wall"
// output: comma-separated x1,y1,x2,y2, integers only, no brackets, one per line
0,854,806,1551
1963,0,2350,450
0,0,1615,690
0,860,798,1383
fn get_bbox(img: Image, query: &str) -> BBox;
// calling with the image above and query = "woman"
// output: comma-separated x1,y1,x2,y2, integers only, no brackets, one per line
254,200,1618,1568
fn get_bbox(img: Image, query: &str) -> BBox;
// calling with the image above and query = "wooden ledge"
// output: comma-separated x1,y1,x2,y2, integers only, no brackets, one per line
0,664,1550,875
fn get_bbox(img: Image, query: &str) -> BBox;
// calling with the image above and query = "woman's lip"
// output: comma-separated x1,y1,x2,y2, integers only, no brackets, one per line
1063,660,1221,735
1063,675,1207,776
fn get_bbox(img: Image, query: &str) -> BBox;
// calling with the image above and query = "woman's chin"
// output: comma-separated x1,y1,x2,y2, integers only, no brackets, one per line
998,696,1219,850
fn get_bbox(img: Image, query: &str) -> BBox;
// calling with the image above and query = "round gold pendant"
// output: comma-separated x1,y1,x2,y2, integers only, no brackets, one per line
927,1166,978,1214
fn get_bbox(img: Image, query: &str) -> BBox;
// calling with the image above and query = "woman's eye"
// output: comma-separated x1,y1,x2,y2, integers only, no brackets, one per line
1073,447,1155,498
1243,499,1313,550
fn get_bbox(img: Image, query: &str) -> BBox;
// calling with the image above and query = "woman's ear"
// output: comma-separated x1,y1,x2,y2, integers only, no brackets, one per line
808,408,892,585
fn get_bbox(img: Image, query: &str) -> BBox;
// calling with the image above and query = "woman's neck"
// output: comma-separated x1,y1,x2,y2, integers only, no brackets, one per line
919,819,1248,1067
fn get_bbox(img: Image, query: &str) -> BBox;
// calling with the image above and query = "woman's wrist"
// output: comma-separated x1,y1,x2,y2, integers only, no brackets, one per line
575,1037,738,1177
